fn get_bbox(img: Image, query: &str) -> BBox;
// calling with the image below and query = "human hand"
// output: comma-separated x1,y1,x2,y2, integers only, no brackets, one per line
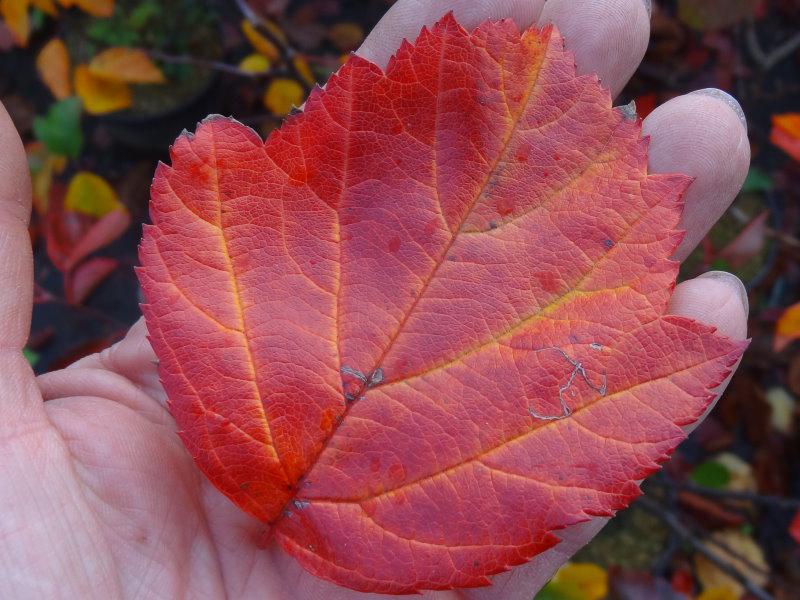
0,1,750,598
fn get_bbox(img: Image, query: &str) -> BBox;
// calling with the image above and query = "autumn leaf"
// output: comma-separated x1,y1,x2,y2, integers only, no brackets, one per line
32,96,83,158
88,47,166,84
695,530,768,597
56,0,113,18
770,113,800,162
790,511,800,545
0,0,29,46
775,301,800,352
74,64,132,114
678,0,759,31
65,171,123,217
545,563,608,600
263,77,304,115
239,53,270,74
30,0,56,15
65,256,118,304
696,586,738,600
241,19,279,62
138,15,746,593
36,38,72,99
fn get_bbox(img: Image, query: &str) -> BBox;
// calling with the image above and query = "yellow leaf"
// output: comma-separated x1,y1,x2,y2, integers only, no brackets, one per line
89,47,165,84
695,530,768,599
65,171,123,217
56,0,113,17
27,141,66,215
241,19,279,62
30,0,56,15
292,54,315,86
551,562,608,600
263,78,304,116
697,586,738,600
775,301,800,351
74,64,132,115
1,0,29,46
238,53,270,74
36,38,72,99
260,18,287,45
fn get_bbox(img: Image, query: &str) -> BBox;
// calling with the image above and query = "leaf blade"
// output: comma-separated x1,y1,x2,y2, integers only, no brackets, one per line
139,14,747,593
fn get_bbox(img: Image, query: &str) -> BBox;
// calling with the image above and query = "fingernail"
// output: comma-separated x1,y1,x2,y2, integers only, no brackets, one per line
698,271,749,314
642,0,652,17
691,88,747,132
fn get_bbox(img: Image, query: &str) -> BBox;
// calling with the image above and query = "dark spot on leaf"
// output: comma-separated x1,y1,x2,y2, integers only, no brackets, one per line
604,238,614,249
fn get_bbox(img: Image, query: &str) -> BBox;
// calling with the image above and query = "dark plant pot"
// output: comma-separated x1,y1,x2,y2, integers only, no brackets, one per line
92,71,221,153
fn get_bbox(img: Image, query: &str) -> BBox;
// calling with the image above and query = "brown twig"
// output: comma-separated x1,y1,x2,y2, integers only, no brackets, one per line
746,19,800,71
233,0,317,93
638,496,774,600
147,50,267,78
650,478,800,510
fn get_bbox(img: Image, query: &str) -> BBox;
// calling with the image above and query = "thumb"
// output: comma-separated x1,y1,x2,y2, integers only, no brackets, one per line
0,100,33,352
457,271,749,600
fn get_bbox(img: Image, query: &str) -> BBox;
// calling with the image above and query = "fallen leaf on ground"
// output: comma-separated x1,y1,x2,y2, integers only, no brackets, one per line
549,563,608,600
66,256,118,304
139,15,746,593
30,0,56,15
262,77,304,115
695,530,769,597
770,113,800,162
774,301,800,352
88,47,166,84
696,585,738,600
678,0,759,31
32,96,83,158
74,64,132,114
716,210,768,267
65,171,123,217
36,38,71,99
0,0,29,46
790,511,800,545
26,141,67,214
241,19,279,61
56,0,113,18
239,53,270,74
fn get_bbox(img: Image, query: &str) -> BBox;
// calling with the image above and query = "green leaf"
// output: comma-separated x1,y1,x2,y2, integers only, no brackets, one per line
690,460,731,489
23,348,40,367
128,0,160,29
33,97,83,159
742,167,773,194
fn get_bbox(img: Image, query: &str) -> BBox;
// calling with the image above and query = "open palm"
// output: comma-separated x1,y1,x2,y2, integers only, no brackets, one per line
1,1,751,599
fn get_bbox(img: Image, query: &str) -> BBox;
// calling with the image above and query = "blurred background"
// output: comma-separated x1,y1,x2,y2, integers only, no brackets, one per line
0,0,798,598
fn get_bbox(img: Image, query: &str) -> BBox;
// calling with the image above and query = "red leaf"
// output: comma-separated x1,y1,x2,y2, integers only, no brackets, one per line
44,184,130,272
65,256,119,305
138,15,747,593
716,210,769,267
64,208,130,271
790,511,800,544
